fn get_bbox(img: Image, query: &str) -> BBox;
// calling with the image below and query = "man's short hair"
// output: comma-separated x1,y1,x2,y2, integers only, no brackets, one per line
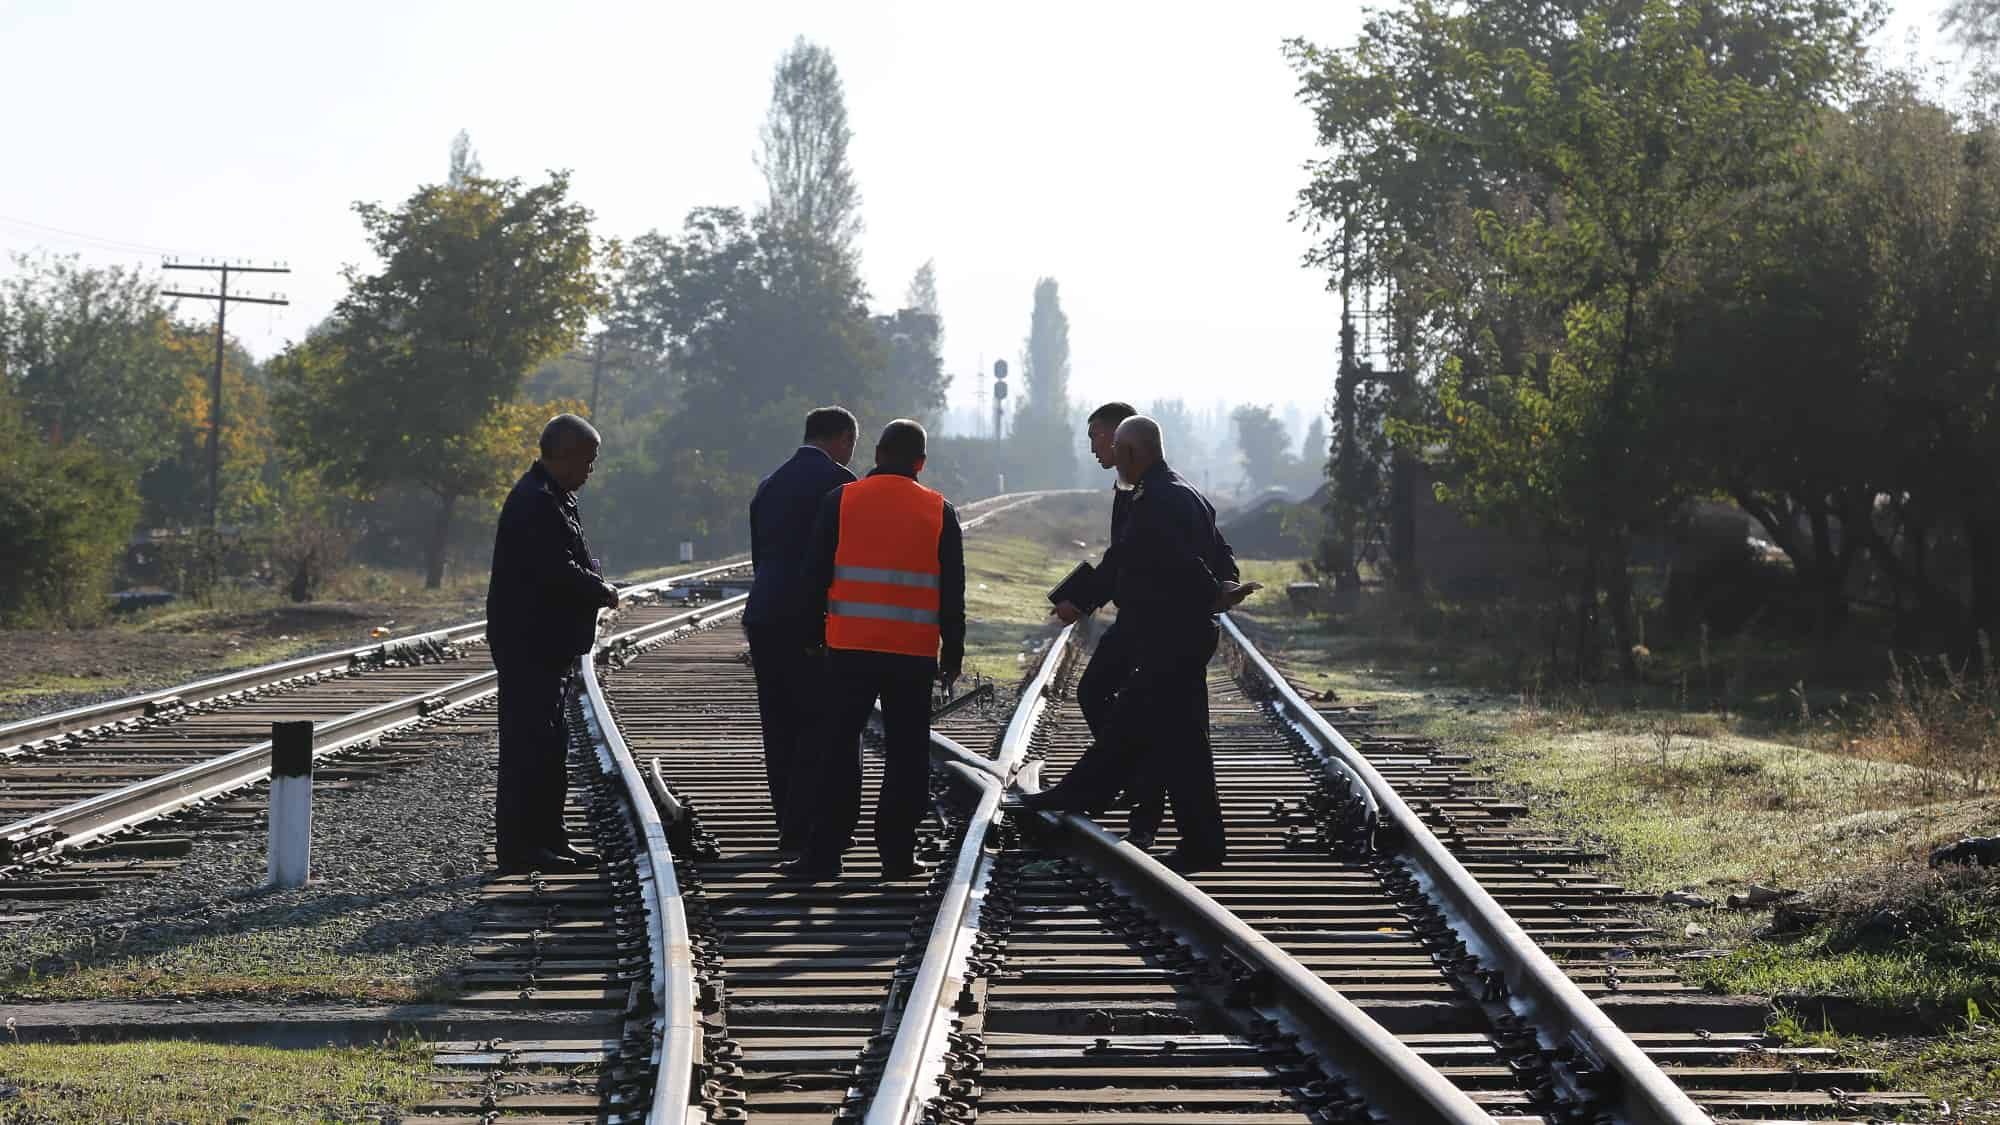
1088,401,1137,429
876,418,927,466
804,406,858,443
540,413,601,457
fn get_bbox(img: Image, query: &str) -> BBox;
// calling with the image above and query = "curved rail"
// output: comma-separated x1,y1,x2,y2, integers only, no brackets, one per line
1221,613,1711,1125
863,623,1077,1125
0,558,752,758
1004,628,1495,1125
874,624,1492,1125
578,626,704,1125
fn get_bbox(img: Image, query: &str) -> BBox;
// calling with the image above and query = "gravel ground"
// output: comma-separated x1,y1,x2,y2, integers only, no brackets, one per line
0,722,496,1002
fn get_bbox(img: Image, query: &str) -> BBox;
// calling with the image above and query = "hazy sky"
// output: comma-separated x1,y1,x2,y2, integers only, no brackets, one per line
0,1,1962,421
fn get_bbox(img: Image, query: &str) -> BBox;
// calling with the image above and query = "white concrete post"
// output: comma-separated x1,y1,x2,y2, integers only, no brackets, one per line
678,540,695,563
268,720,313,888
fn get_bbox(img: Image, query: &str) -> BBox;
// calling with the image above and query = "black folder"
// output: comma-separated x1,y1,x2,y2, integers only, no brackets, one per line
1048,561,1096,607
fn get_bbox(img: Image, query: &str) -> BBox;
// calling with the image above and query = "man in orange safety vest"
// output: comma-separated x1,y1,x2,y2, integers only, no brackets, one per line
785,419,966,881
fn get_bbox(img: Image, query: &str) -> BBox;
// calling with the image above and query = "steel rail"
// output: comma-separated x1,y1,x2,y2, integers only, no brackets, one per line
863,622,1075,1125
0,667,500,861
0,558,752,758
588,488,1068,1124
1004,628,1495,1125
0,486,1051,757
578,639,698,1125
1221,613,1713,1125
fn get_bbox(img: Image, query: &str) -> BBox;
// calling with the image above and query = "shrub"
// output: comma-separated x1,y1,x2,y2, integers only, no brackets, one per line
0,427,141,626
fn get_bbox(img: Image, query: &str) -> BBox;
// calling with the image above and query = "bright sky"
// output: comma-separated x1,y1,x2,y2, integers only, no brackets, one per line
0,0,1964,422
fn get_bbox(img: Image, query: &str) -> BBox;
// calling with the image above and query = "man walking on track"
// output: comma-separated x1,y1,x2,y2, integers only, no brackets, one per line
745,406,859,855
786,419,966,882
1023,415,1256,874
1051,406,1247,852
486,413,621,875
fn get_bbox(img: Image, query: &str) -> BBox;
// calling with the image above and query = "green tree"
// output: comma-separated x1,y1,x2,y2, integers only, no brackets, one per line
1010,277,1074,489
603,207,885,560
272,170,606,587
0,254,180,468
0,390,140,624
1296,0,1870,679
906,259,940,324
758,37,862,255
448,129,483,187
1231,403,1295,493
1297,415,1328,493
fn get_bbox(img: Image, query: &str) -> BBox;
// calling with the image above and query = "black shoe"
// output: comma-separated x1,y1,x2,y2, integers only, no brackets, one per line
550,844,600,869
878,857,935,882
1162,850,1224,876
778,856,840,882
498,847,588,875
1121,832,1157,851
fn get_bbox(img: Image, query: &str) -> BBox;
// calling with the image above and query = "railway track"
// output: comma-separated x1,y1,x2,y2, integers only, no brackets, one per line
994,618,1928,1125
1,488,1924,1124
0,489,1062,875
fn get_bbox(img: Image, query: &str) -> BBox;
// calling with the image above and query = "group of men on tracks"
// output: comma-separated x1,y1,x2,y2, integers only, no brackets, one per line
483,404,1256,881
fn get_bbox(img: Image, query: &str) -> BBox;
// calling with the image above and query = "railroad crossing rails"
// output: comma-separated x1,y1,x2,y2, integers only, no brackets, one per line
559,600,1924,1123
0,485,1926,1122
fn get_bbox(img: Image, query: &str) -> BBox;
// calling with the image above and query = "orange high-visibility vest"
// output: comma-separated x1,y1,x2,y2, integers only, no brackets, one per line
825,474,946,658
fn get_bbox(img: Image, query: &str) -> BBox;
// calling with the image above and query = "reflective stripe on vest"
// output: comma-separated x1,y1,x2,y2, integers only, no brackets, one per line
826,475,946,658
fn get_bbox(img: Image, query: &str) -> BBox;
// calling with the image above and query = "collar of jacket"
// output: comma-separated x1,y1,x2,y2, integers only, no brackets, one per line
1138,460,1174,489
798,444,837,464
530,460,574,502
865,466,920,481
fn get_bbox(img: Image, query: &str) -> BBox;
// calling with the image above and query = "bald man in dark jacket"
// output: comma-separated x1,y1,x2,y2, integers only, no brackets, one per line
487,413,620,875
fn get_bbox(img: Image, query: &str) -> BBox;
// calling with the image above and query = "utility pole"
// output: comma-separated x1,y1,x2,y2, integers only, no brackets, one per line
162,261,289,530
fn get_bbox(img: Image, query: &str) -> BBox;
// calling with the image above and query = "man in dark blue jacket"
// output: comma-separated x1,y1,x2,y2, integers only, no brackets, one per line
1053,404,1242,850
746,406,859,852
1025,416,1257,873
487,414,620,874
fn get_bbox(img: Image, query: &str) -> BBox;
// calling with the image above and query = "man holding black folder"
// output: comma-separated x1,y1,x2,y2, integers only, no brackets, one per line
1031,415,1257,873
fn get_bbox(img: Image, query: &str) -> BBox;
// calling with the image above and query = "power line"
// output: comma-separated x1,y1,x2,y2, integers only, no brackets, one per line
162,260,290,531
0,214,198,258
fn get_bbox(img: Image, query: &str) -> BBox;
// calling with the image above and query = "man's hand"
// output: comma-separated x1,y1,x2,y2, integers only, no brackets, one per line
938,665,961,693
1051,600,1083,625
600,582,622,610
1211,580,1263,614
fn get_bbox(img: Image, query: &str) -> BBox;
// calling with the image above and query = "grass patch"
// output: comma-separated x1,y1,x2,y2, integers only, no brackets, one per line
1685,866,2000,1016
1767,1009,2000,1121
958,494,1102,683
0,960,445,1006
0,674,121,706
0,1037,434,1123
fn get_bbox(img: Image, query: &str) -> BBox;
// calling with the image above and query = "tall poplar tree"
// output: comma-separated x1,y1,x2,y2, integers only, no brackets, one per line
1011,277,1074,488
757,37,861,255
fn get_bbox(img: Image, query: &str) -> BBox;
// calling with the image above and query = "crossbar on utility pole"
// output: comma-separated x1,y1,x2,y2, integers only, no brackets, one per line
162,261,290,530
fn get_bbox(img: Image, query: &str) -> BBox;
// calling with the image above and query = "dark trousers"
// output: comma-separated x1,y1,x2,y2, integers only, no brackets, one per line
1077,618,1136,739
1076,619,1167,840
747,621,827,846
805,648,937,866
1047,623,1225,862
493,649,577,863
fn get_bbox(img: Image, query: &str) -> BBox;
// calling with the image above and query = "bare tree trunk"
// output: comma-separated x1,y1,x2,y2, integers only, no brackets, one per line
425,493,458,590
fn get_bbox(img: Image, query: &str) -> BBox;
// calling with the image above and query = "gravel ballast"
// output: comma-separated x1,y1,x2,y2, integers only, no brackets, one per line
1,718,499,1002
